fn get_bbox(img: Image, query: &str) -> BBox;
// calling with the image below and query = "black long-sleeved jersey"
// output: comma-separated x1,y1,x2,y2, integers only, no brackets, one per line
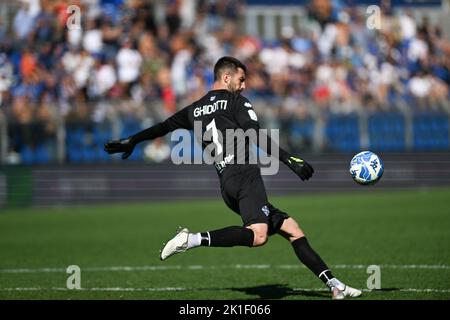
131,89,289,174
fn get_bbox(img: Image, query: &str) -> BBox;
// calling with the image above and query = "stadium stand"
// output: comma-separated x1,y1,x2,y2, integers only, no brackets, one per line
0,0,449,164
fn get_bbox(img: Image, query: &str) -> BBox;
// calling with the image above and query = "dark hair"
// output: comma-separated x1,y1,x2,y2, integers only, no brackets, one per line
213,56,247,81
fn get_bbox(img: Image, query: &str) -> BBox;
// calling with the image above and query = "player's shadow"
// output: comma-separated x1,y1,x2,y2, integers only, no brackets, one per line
228,284,328,299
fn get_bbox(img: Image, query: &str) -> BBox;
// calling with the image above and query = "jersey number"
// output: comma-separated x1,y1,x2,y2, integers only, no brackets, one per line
206,119,223,155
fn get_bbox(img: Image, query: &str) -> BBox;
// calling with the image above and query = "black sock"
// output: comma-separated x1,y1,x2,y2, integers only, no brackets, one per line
291,237,334,284
200,226,254,247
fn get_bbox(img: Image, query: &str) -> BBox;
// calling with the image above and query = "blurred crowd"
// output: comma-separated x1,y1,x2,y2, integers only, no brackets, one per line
0,0,450,161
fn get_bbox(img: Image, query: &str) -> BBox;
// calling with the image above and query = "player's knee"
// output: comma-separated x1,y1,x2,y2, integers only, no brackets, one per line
253,232,268,247
290,228,305,241
279,217,305,242
247,224,269,247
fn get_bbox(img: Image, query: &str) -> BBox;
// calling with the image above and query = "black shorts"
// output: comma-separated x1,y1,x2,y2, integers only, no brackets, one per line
219,164,289,235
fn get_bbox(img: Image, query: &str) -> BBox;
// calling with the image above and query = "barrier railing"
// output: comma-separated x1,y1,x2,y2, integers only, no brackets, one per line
1,98,450,165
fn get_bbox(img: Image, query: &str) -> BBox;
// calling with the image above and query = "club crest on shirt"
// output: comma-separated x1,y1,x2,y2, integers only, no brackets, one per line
261,205,270,217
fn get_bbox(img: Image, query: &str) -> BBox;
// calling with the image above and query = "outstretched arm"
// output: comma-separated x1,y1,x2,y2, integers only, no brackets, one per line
104,122,172,159
104,107,191,159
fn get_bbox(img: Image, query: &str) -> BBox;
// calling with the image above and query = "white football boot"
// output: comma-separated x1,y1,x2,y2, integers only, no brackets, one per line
160,227,190,261
327,278,362,300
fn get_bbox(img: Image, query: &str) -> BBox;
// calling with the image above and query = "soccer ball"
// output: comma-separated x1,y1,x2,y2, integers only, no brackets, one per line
349,151,384,185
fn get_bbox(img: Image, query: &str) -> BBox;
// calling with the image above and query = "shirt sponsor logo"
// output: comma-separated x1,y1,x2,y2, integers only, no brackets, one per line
248,109,258,121
214,154,235,172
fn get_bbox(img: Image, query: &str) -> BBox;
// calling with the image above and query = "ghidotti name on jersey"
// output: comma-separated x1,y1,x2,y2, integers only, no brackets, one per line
193,100,228,117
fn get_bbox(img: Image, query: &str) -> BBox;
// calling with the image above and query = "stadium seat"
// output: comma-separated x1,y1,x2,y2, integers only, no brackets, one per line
325,114,360,152
368,112,406,152
413,112,449,150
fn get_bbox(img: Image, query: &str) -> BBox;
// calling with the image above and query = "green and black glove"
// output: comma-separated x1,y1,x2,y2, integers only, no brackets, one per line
104,137,136,159
283,155,314,181
104,121,173,160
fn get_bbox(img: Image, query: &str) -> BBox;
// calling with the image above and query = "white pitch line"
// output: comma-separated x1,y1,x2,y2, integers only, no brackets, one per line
0,287,187,292
293,288,450,293
1,264,449,274
325,264,450,270
0,287,450,293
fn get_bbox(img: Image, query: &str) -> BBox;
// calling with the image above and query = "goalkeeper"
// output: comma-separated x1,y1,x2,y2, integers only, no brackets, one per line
105,56,361,299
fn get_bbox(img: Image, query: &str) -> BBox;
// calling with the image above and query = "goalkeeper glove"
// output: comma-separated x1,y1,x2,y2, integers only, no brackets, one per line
104,137,136,159
283,155,314,181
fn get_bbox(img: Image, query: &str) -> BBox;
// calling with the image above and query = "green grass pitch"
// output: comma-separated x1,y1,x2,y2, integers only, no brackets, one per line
0,187,449,300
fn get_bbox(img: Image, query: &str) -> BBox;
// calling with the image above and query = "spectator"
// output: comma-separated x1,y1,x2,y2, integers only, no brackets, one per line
83,18,103,54
13,1,38,41
88,55,116,99
1,0,449,164
116,38,142,91
143,137,171,163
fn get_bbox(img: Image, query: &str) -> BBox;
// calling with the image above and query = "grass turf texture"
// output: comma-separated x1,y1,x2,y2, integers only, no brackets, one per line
0,187,449,300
